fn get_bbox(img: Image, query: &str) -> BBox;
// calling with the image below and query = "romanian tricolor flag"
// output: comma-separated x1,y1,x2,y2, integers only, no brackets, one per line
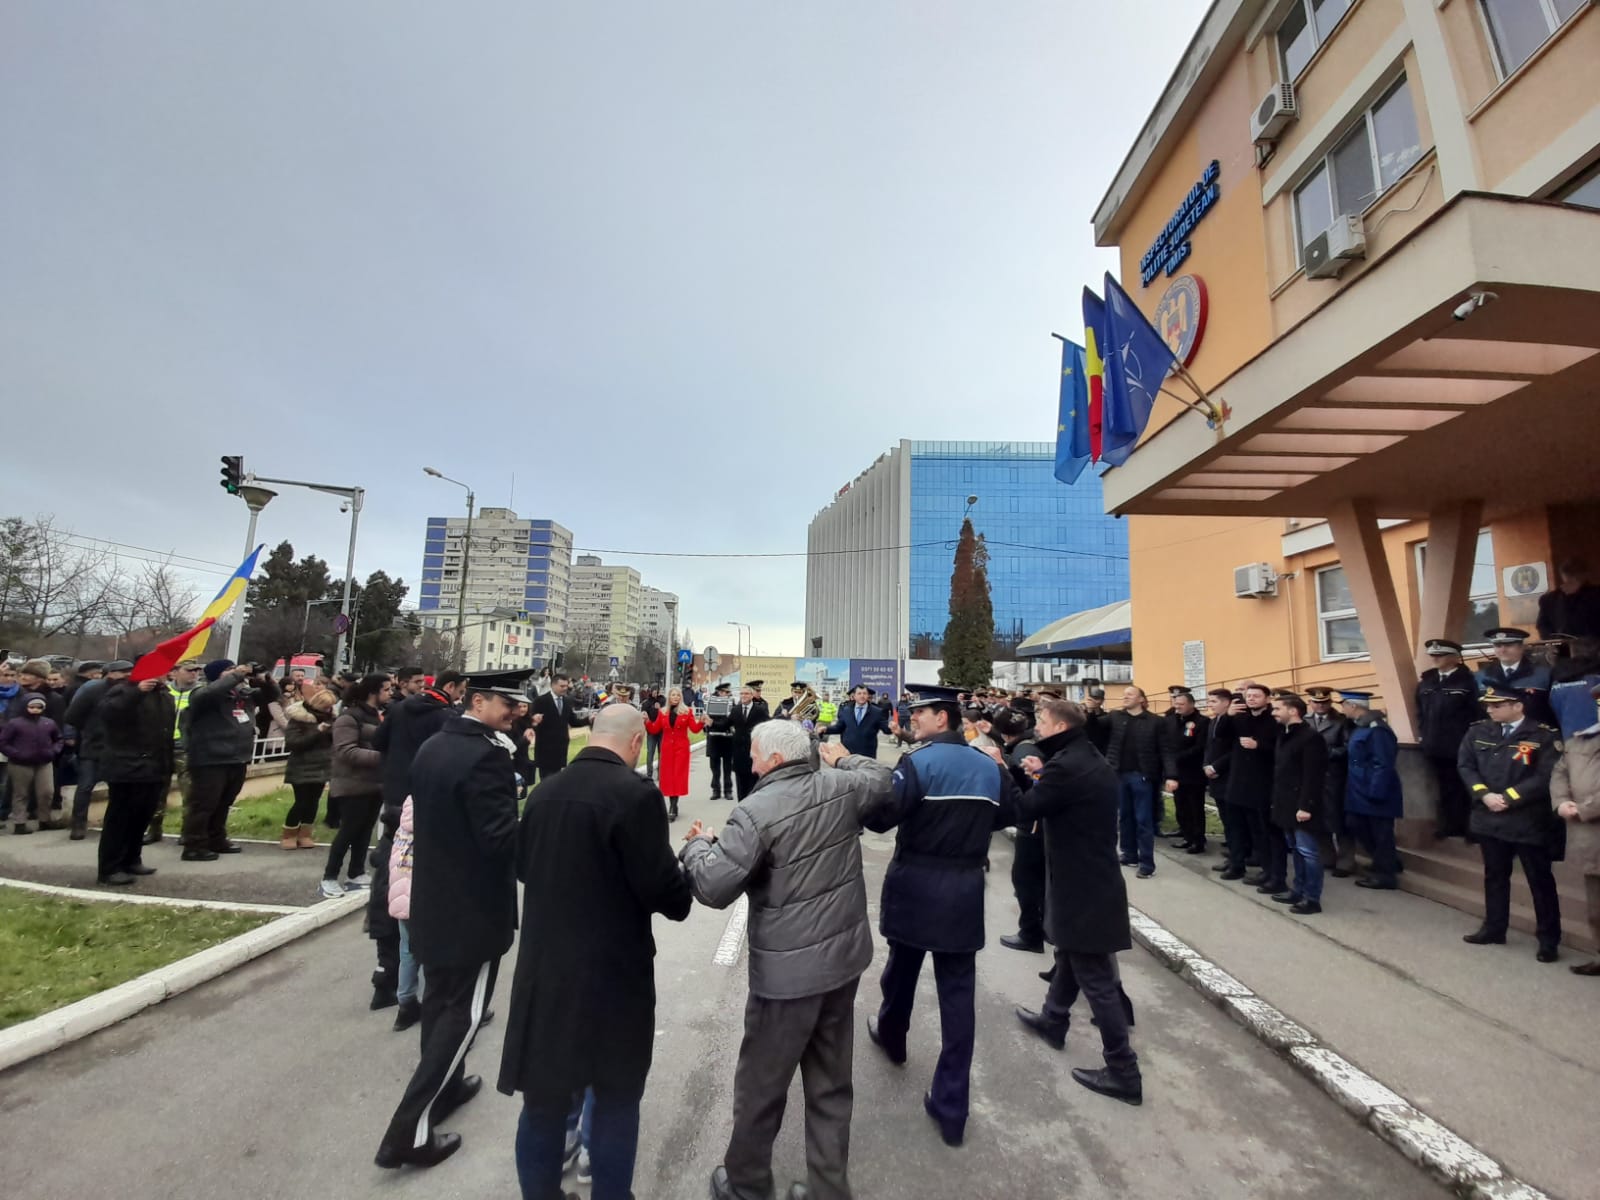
130,544,264,681
1082,287,1109,462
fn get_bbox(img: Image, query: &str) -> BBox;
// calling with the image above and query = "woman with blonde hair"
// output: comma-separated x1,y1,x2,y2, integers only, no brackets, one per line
644,687,704,822
281,687,336,849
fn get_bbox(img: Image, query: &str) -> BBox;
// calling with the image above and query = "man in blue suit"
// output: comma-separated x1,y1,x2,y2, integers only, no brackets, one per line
825,685,893,758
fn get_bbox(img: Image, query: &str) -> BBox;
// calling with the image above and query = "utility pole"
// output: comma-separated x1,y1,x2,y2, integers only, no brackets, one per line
424,468,475,670
227,483,277,663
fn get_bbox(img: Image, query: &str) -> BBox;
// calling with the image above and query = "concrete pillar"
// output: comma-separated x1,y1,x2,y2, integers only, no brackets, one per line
1416,500,1484,671
1327,497,1420,742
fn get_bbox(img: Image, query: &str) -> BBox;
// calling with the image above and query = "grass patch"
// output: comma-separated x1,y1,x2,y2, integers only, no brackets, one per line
0,888,272,1030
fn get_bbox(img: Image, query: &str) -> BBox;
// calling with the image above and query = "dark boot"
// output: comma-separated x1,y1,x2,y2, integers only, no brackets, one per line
668,798,679,821
392,997,422,1031
375,1131,461,1169
1072,1066,1142,1105
1014,1006,1066,1050
69,819,88,841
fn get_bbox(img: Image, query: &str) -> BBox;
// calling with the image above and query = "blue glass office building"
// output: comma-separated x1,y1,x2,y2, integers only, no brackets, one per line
805,441,1128,661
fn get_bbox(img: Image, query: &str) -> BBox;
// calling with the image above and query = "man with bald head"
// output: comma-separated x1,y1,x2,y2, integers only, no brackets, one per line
499,701,693,1199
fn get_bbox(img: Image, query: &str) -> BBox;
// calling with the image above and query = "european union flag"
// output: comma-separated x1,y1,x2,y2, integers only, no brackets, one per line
1054,337,1092,485
1101,272,1177,467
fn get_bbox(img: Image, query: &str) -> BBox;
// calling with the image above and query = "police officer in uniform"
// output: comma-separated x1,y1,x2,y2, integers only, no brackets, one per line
1457,684,1563,963
375,669,525,1169
1304,687,1355,875
1416,638,1482,839
863,685,1018,1147
1476,627,1555,728
704,682,737,799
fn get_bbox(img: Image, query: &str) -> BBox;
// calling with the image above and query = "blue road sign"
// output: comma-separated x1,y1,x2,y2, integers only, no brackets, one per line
677,648,693,665
608,656,619,668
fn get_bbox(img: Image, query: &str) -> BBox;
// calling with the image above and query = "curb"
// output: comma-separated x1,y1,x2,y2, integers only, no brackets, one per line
1128,903,1553,1200
0,876,301,914
0,890,365,1074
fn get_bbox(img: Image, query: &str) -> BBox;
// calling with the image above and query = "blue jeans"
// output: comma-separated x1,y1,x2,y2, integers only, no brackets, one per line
1288,828,1324,902
1117,773,1156,872
565,1087,594,1149
517,1085,642,1200
397,920,422,1005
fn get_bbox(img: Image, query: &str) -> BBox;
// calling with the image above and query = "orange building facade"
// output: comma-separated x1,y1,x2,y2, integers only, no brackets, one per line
1089,0,1600,827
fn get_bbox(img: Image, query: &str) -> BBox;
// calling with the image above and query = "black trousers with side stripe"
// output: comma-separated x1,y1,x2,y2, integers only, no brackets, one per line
382,957,499,1149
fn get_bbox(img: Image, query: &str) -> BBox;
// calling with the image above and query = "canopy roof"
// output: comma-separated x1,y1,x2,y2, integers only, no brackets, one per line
1017,599,1132,658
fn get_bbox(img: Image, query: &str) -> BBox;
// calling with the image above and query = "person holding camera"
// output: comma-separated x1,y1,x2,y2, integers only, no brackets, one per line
180,660,259,861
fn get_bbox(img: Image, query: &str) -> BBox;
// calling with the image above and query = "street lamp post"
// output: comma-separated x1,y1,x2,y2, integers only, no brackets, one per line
726,620,750,662
665,600,678,692
424,467,475,669
226,484,277,662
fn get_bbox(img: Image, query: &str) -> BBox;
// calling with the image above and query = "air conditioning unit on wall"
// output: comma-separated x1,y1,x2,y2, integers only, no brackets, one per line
1251,83,1298,144
1304,214,1368,279
1234,562,1279,599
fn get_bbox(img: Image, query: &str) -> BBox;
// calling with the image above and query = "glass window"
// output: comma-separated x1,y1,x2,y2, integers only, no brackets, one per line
1317,565,1369,658
1294,163,1334,254
1481,0,1584,76
1294,77,1421,262
1372,79,1423,188
1331,123,1378,216
1277,0,1354,80
1313,0,1354,39
1561,164,1600,210
1415,531,1500,644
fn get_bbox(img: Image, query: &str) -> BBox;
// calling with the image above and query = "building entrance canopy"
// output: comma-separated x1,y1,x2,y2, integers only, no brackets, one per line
1017,599,1132,658
1102,196,1600,520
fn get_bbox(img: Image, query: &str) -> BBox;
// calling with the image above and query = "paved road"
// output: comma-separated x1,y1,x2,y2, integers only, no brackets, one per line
1,747,1440,1199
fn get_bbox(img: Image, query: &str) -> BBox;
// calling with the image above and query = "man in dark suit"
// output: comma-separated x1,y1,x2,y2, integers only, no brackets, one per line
824,684,893,758
376,670,523,1170
498,703,692,1198
531,672,588,782
728,683,771,801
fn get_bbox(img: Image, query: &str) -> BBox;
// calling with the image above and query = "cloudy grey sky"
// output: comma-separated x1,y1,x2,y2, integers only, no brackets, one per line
2,1,1202,655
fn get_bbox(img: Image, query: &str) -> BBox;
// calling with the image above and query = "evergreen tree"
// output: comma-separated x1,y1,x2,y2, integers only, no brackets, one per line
939,519,994,689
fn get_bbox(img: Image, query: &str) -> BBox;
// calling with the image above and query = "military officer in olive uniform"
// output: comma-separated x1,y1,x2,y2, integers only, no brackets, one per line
1476,627,1555,729
1417,638,1483,839
1457,684,1564,962
863,685,1019,1148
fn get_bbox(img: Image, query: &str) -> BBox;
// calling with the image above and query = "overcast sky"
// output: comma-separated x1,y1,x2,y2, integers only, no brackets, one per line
2,1,1203,656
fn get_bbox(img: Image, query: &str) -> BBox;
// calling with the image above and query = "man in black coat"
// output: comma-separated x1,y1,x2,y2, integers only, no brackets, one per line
861,686,1018,1148
728,683,771,801
1269,694,1330,915
823,684,893,758
1010,698,1141,1104
368,670,463,1014
1218,683,1281,888
1102,687,1177,879
703,682,737,800
375,673,522,1170
1416,638,1481,839
63,659,133,839
498,703,692,1199
1203,689,1238,872
530,672,589,783
1304,687,1355,875
95,672,176,886
1165,687,1210,854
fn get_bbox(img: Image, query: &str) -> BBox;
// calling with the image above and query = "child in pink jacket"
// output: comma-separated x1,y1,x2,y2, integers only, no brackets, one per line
387,796,421,1030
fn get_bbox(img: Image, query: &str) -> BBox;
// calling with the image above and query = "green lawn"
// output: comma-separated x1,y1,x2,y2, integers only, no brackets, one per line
161,729,703,840
0,889,272,1030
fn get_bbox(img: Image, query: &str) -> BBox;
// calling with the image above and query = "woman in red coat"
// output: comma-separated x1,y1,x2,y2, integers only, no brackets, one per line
645,688,703,821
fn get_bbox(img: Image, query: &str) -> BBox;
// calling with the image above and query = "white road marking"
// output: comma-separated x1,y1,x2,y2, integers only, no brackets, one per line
712,893,748,967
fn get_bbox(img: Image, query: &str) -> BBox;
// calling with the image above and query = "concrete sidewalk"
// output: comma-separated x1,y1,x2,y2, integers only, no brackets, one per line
1133,838,1599,1200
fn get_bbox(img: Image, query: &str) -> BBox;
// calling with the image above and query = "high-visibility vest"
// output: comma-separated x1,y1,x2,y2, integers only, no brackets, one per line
818,701,838,724
169,683,194,741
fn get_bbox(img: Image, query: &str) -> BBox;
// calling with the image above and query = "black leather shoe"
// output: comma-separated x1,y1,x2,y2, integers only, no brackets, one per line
1356,878,1397,890
1038,966,1056,983
1219,867,1246,881
392,998,421,1032
1186,843,1207,855
70,820,87,841
214,842,243,854
181,849,219,862
1536,947,1559,964
1015,1006,1066,1050
867,1016,905,1065
141,828,163,846
1001,934,1045,953
1462,928,1506,945
1071,1066,1142,1106
433,1074,481,1122
374,1131,461,1169
125,864,157,876
97,872,135,886
371,988,399,1011
1270,892,1302,905
1255,883,1283,895
1211,861,1232,872
923,1091,963,1146
1242,873,1267,887
1290,900,1322,915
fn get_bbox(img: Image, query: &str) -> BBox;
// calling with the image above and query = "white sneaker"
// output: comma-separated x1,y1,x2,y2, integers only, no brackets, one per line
347,874,372,889
576,1148,591,1184
318,879,344,899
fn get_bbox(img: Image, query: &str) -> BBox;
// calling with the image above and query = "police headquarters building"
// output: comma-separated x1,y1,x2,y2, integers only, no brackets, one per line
803,440,1128,668
1087,0,1598,925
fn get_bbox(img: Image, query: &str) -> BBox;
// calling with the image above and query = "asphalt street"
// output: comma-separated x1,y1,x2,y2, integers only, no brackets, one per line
1,746,1441,1199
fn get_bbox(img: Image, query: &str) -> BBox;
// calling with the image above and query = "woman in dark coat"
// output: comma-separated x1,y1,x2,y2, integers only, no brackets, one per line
321,674,386,898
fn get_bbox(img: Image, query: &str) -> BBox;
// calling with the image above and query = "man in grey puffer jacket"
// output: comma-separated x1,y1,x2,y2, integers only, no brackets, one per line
681,719,892,1200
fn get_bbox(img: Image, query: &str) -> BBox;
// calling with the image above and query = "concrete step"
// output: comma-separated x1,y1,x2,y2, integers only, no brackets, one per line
1398,842,1589,907
1398,868,1597,954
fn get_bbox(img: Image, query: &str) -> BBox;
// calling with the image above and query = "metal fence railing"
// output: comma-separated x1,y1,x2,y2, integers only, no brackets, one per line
251,735,288,764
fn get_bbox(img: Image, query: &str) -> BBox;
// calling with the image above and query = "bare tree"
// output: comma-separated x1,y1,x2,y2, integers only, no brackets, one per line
104,560,201,641
0,516,127,647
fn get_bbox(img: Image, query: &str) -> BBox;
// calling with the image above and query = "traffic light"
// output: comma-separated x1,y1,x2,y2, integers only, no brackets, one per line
219,455,243,494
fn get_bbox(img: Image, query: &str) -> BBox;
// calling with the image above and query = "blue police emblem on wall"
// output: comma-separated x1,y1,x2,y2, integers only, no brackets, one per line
1154,274,1208,367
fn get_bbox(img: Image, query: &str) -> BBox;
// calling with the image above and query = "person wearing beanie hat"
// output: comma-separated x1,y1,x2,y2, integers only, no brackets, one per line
0,693,65,833
180,660,257,861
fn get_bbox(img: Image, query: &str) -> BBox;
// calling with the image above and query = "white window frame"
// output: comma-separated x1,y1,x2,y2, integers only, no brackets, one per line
1559,161,1600,211
1477,0,1586,81
1291,74,1416,265
1275,0,1358,82
1315,564,1369,661
1413,530,1499,648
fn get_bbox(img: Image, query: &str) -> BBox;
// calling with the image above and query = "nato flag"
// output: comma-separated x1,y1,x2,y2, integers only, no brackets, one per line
1054,337,1092,485
1101,272,1177,467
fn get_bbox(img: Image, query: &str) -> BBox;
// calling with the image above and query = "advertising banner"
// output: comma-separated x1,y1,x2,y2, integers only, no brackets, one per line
739,656,799,698
794,657,851,700
850,658,900,696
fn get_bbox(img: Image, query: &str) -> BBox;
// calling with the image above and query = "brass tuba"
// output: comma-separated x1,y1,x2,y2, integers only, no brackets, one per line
790,687,822,724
